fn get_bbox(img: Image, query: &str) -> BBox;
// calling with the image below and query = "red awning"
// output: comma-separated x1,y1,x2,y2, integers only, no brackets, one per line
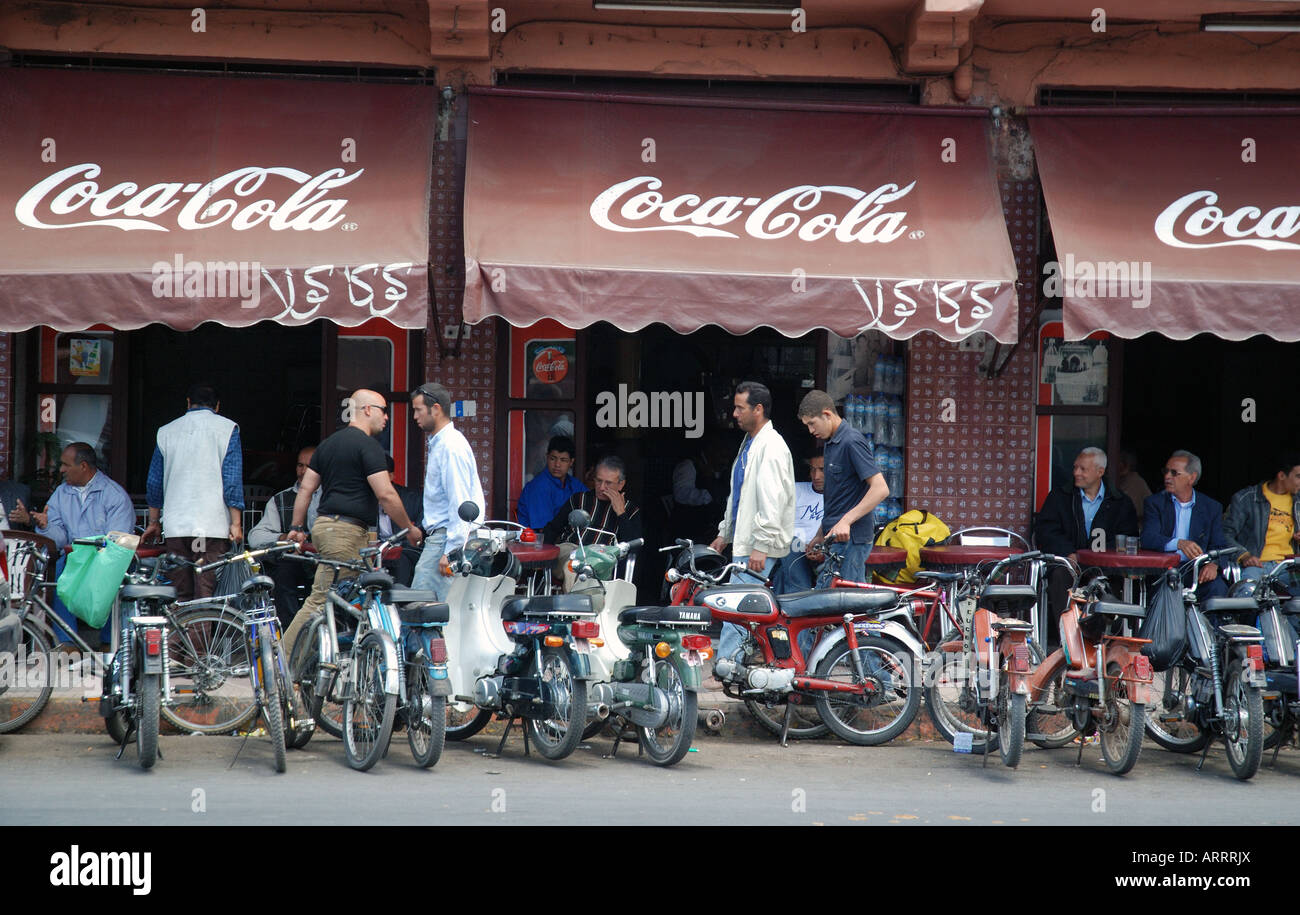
1030,108,1300,341
0,69,436,331
463,89,1019,342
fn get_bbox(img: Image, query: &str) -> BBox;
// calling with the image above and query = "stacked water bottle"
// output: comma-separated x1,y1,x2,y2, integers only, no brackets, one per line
843,355,906,529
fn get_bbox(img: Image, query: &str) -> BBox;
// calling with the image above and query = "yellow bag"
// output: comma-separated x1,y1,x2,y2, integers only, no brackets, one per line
873,510,951,584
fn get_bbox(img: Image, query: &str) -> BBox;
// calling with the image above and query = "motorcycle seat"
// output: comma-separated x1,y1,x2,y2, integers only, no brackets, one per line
914,571,963,583
359,570,395,590
1215,623,1263,639
990,618,1034,632
399,602,450,625
1090,599,1145,620
120,584,177,601
386,588,438,605
980,585,1038,614
617,605,712,626
1203,597,1259,614
501,593,594,621
240,575,275,593
776,588,898,619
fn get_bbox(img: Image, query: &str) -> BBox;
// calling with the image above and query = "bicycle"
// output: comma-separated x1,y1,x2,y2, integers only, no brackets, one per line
173,542,307,772
288,529,451,770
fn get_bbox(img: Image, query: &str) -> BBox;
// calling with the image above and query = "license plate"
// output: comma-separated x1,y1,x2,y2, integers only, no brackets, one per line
572,640,590,654
683,650,702,667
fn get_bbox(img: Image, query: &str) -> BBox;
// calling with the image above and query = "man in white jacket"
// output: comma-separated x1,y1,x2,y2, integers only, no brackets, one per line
711,381,795,661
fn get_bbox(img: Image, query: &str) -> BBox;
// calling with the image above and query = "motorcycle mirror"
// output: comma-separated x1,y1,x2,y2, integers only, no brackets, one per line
569,509,591,528
458,501,481,523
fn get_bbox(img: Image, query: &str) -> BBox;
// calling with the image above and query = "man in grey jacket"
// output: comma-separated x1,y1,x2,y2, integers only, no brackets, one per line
1224,452,1300,583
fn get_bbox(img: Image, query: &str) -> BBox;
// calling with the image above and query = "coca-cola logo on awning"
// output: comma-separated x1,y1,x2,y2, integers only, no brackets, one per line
14,163,363,232
1154,190,1300,251
589,176,917,243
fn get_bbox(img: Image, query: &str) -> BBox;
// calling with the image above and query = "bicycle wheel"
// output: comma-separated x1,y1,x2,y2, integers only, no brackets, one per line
342,630,396,771
925,648,996,752
407,664,447,768
136,672,160,770
998,688,1026,769
1223,660,1263,781
164,607,258,734
260,635,287,774
1098,662,1144,775
638,663,698,766
0,617,55,733
291,614,343,739
813,637,920,746
1143,666,1210,753
1027,652,1079,749
526,648,587,760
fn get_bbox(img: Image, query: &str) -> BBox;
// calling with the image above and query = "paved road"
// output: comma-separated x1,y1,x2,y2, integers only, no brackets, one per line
2,730,1298,826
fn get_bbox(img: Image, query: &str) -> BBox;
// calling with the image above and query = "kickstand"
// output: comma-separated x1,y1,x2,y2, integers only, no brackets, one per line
490,716,516,758
1075,733,1085,767
228,729,251,769
1268,723,1289,768
1195,736,1212,771
114,726,132,761
779,701,794,748
982,727,991,768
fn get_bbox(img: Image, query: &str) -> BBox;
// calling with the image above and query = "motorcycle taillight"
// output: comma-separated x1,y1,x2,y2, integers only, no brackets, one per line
428,638,448,663
571,620,600,639
681,635,711,651
1247,644,1264,671
144,628,162,657
1012,642,1029,672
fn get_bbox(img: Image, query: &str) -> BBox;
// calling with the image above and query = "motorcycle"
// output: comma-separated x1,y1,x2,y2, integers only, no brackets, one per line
664,539,923,747
1234,556,1300,763
444,502,598,760
1143,548,1267,780
568,511,707,766
1028,573,1153,775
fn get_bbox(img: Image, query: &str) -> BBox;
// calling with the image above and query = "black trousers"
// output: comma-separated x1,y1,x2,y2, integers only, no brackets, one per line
265,557,315,631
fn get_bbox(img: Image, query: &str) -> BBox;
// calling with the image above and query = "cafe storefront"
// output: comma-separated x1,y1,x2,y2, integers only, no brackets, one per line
0,67,437,517
461,88,1021,541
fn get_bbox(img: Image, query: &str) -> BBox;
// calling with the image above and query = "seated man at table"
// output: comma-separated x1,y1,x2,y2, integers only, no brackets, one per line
1141,449,1229,599
543,455,642,593
1223,451,1300,584
517,435,587,531
1034,446,1138,642
247,446,320,629
9,442,135,651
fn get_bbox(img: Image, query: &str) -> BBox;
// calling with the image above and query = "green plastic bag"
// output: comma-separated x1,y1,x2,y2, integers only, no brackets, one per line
56,536,136,629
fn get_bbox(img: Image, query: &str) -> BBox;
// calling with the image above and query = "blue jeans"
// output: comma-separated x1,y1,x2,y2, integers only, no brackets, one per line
410,530,448,602
717,555,777,662
815,540,872,589
51,552,112,647
771,549,817,595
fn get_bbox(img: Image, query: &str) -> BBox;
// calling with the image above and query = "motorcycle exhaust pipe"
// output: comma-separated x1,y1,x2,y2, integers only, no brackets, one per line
593,702,611,721
699,707,725,733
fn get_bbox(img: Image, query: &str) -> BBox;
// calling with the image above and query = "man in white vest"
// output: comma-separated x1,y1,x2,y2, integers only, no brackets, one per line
142,383,244,601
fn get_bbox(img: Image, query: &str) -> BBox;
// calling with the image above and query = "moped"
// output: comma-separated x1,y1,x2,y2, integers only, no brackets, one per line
1028,573,1152,775
1233,556,1300,763
568,511,706,766
1144,548,1267,780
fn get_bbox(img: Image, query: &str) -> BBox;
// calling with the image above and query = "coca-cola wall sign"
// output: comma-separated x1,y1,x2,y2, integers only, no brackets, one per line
1030,110,1300,341
0,69,436,331
464,90,1019,342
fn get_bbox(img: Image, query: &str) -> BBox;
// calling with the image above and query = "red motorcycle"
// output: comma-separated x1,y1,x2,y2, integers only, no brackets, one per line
662,540,923,746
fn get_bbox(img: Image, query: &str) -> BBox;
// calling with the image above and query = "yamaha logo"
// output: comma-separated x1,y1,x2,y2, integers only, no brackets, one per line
678,611,701,620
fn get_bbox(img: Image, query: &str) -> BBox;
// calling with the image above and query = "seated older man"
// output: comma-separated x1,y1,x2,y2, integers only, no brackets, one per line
10,443,135,651
1141,449,1230,599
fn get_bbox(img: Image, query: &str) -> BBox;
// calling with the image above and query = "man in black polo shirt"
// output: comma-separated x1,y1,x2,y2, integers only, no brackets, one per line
798,390,889,588
283,388,421,655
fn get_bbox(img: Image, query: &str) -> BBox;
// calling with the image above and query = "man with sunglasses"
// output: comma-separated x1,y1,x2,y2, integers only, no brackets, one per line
410,382,484,601
283,389,422,654
1141,449,1229,598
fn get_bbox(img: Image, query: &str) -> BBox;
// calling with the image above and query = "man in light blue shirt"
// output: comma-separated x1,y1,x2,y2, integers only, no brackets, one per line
410,382,484,601
11,442,135,648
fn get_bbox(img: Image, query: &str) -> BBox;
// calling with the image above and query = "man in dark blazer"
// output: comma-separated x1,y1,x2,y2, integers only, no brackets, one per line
1141,449,1230,599
1035,447,1139,638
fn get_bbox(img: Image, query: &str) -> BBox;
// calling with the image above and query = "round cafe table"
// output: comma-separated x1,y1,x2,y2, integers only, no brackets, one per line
864,546,907,579
508,541,560,595
1075,549,1179,606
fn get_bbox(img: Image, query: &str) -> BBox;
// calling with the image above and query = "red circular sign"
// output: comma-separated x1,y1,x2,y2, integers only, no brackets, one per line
532,346,569,384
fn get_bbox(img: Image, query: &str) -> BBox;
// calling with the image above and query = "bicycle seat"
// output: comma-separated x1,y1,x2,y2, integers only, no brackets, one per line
776,588,899,618
980,585,1038,614
914,571,963,583
1203,597,1259,614
120,584,177,601
386,588,438,604
501,593,594,621
240,575,275,593
617,605,712,626
358,570,395,590
1091,599,1145,620
399,602,450,626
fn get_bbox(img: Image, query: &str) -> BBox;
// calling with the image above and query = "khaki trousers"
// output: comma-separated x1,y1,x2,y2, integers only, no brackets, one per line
282,517,370,657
